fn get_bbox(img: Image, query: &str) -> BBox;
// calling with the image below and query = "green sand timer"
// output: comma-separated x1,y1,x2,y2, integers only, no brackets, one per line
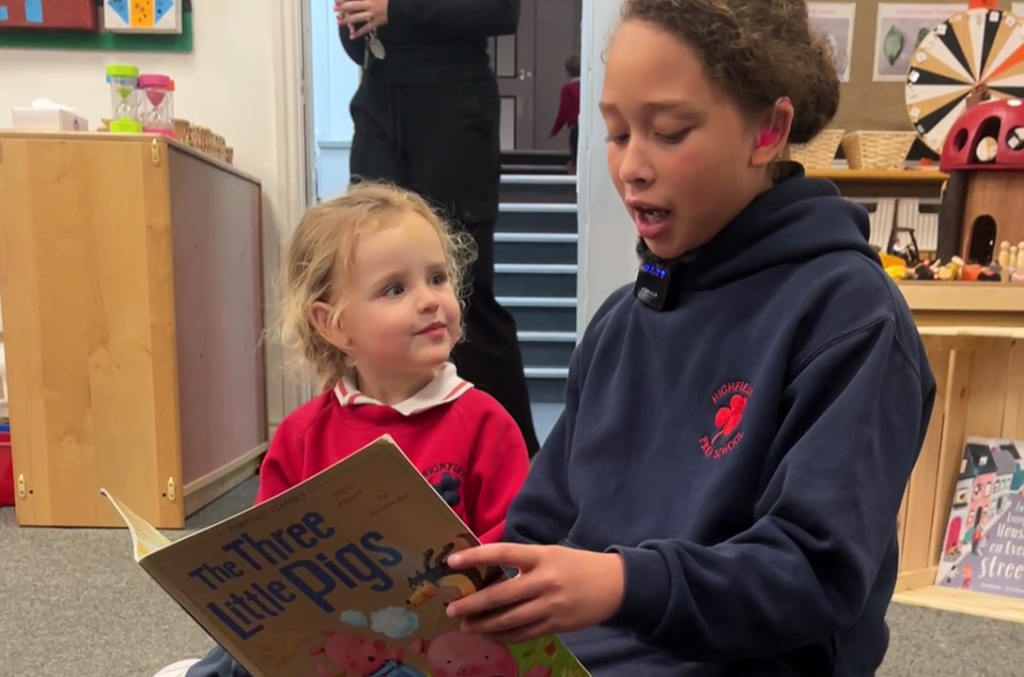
106,63,142,134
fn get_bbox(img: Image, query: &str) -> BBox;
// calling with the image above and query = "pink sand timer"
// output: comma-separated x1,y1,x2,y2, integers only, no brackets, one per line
106,63,142,133
138,73,175,137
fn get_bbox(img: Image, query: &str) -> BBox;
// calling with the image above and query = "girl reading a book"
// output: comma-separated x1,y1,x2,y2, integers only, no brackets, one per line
152,182,531,677
443,1,936,676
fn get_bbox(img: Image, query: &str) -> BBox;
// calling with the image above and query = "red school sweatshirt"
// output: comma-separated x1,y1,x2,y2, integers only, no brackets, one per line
550,77,581,137
255,363,530,544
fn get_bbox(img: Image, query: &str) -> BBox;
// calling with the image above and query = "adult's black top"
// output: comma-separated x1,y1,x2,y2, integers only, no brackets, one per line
339,0,519,84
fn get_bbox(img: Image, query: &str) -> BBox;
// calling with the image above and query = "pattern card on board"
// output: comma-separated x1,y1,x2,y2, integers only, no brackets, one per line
104,0,181,34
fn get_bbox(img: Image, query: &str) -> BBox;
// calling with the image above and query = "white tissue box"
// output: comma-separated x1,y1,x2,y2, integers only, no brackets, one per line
11,106,89,132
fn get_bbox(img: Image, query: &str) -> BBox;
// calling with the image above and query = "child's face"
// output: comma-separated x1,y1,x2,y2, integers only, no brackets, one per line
335,212,461,379
601,20,773,259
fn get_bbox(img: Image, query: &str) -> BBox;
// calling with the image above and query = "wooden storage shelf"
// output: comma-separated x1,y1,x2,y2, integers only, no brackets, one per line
0,131,268,529
891,282,1024,622
893,585,1024,624
807,168,948,199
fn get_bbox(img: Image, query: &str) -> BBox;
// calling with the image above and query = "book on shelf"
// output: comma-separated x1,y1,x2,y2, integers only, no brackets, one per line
102,435,590,677
935,436,1024,598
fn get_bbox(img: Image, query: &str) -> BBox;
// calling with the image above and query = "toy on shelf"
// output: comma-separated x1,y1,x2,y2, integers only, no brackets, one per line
997,241,1024,282
137,73,175,137
883,256,964,282
886,239,1024,283
935,96,1024,267
105,63,142,133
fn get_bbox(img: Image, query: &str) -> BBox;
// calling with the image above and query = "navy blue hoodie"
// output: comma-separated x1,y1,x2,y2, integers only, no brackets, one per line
503,165,936,677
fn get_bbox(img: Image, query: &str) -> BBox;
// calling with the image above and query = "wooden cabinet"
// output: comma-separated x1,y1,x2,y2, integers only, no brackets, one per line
0,132,268,529
892,283,1024,623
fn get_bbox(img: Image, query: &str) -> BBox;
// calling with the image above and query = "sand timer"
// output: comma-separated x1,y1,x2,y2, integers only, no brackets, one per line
138,74,175,137
106,64,142,133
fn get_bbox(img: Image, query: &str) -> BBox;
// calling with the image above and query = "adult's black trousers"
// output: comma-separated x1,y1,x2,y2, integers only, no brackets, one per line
349,73,540,455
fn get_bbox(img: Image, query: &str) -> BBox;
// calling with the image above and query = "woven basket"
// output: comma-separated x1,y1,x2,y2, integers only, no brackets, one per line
173,118,190,139
783,128,844,168
841,131,917,170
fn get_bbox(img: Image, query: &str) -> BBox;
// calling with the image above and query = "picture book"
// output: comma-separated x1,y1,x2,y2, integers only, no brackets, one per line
935,436,1024,597
101,435,591,677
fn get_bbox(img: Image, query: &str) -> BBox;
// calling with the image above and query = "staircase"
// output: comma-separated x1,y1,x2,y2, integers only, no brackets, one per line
500,149,573,176
496,165,577,405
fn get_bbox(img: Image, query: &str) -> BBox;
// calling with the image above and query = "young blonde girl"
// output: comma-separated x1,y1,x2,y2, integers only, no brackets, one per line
154,182,530,677
267,181,530,540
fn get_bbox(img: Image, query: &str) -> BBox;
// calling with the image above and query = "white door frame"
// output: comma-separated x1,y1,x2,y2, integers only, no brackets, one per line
576,0,636,337
270,0,318,427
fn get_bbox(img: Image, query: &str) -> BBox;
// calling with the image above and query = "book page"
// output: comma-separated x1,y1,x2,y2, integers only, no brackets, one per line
100,488,172,561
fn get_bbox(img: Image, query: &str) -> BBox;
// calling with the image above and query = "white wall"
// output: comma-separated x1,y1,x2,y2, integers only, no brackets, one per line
0,0,311,430
576,0,636,331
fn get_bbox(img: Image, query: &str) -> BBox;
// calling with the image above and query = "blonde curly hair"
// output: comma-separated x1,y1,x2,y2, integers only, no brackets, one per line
277,181,477,390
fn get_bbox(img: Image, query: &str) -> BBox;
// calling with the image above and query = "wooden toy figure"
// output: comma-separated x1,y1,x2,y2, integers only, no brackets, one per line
936,98,1024,267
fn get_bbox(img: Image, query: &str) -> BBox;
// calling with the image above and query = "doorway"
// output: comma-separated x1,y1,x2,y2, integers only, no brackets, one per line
488,0,583,151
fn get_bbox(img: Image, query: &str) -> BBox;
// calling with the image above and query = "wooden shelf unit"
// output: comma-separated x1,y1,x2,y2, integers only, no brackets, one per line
806,168,948,199
891,282,1024,622
0,131,268,529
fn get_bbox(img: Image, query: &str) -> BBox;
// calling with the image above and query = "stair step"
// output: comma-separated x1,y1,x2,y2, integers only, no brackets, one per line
525,367,569,378
499,296,577,333
500,175,577,204
501,164,570,175
500,296,577,307
500,202,577,212
496,204,577,234
518,330,576,341
495,264,577,297
495,263,577,274
501,174,577,185
495,233,577,266
495,232,578,243
524,367,569,404
518,335,577,367
502,149,571,167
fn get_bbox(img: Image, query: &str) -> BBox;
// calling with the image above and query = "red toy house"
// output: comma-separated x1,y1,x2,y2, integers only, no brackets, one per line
937,97,1024,265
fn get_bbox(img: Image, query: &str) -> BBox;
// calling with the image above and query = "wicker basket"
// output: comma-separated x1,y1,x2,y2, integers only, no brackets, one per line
841,131,917,170
783,128,844,168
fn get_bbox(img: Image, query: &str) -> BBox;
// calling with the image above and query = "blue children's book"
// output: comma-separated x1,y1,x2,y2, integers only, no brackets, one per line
102,435,591,677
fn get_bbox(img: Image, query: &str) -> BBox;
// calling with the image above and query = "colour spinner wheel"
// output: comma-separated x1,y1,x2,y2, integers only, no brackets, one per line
906,7,1024,154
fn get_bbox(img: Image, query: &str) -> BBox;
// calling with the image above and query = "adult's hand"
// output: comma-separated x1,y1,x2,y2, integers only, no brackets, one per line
336,0,389,40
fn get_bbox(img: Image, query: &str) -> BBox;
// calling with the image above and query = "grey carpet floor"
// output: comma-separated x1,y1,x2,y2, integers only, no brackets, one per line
3,398,1023,677
3,476,1023,677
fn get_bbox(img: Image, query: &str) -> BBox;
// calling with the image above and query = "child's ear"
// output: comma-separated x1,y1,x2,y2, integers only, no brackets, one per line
750,97,794,167
311,301,351,352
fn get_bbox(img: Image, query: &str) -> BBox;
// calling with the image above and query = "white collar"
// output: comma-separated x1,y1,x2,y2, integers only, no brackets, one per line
333,362,473,416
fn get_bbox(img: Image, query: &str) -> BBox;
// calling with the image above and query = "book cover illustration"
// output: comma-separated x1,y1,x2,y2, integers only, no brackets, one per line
102,436,591,677
935,437,1024,597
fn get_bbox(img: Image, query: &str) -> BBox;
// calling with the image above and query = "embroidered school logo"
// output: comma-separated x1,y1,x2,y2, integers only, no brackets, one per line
431,473,462,507
699,380,753,460
423,462,466,508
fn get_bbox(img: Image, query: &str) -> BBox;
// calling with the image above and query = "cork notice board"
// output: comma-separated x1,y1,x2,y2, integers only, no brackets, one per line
830,0,1018,133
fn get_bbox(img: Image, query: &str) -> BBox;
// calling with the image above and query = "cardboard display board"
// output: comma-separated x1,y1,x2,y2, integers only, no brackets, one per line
828,0,1018,133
